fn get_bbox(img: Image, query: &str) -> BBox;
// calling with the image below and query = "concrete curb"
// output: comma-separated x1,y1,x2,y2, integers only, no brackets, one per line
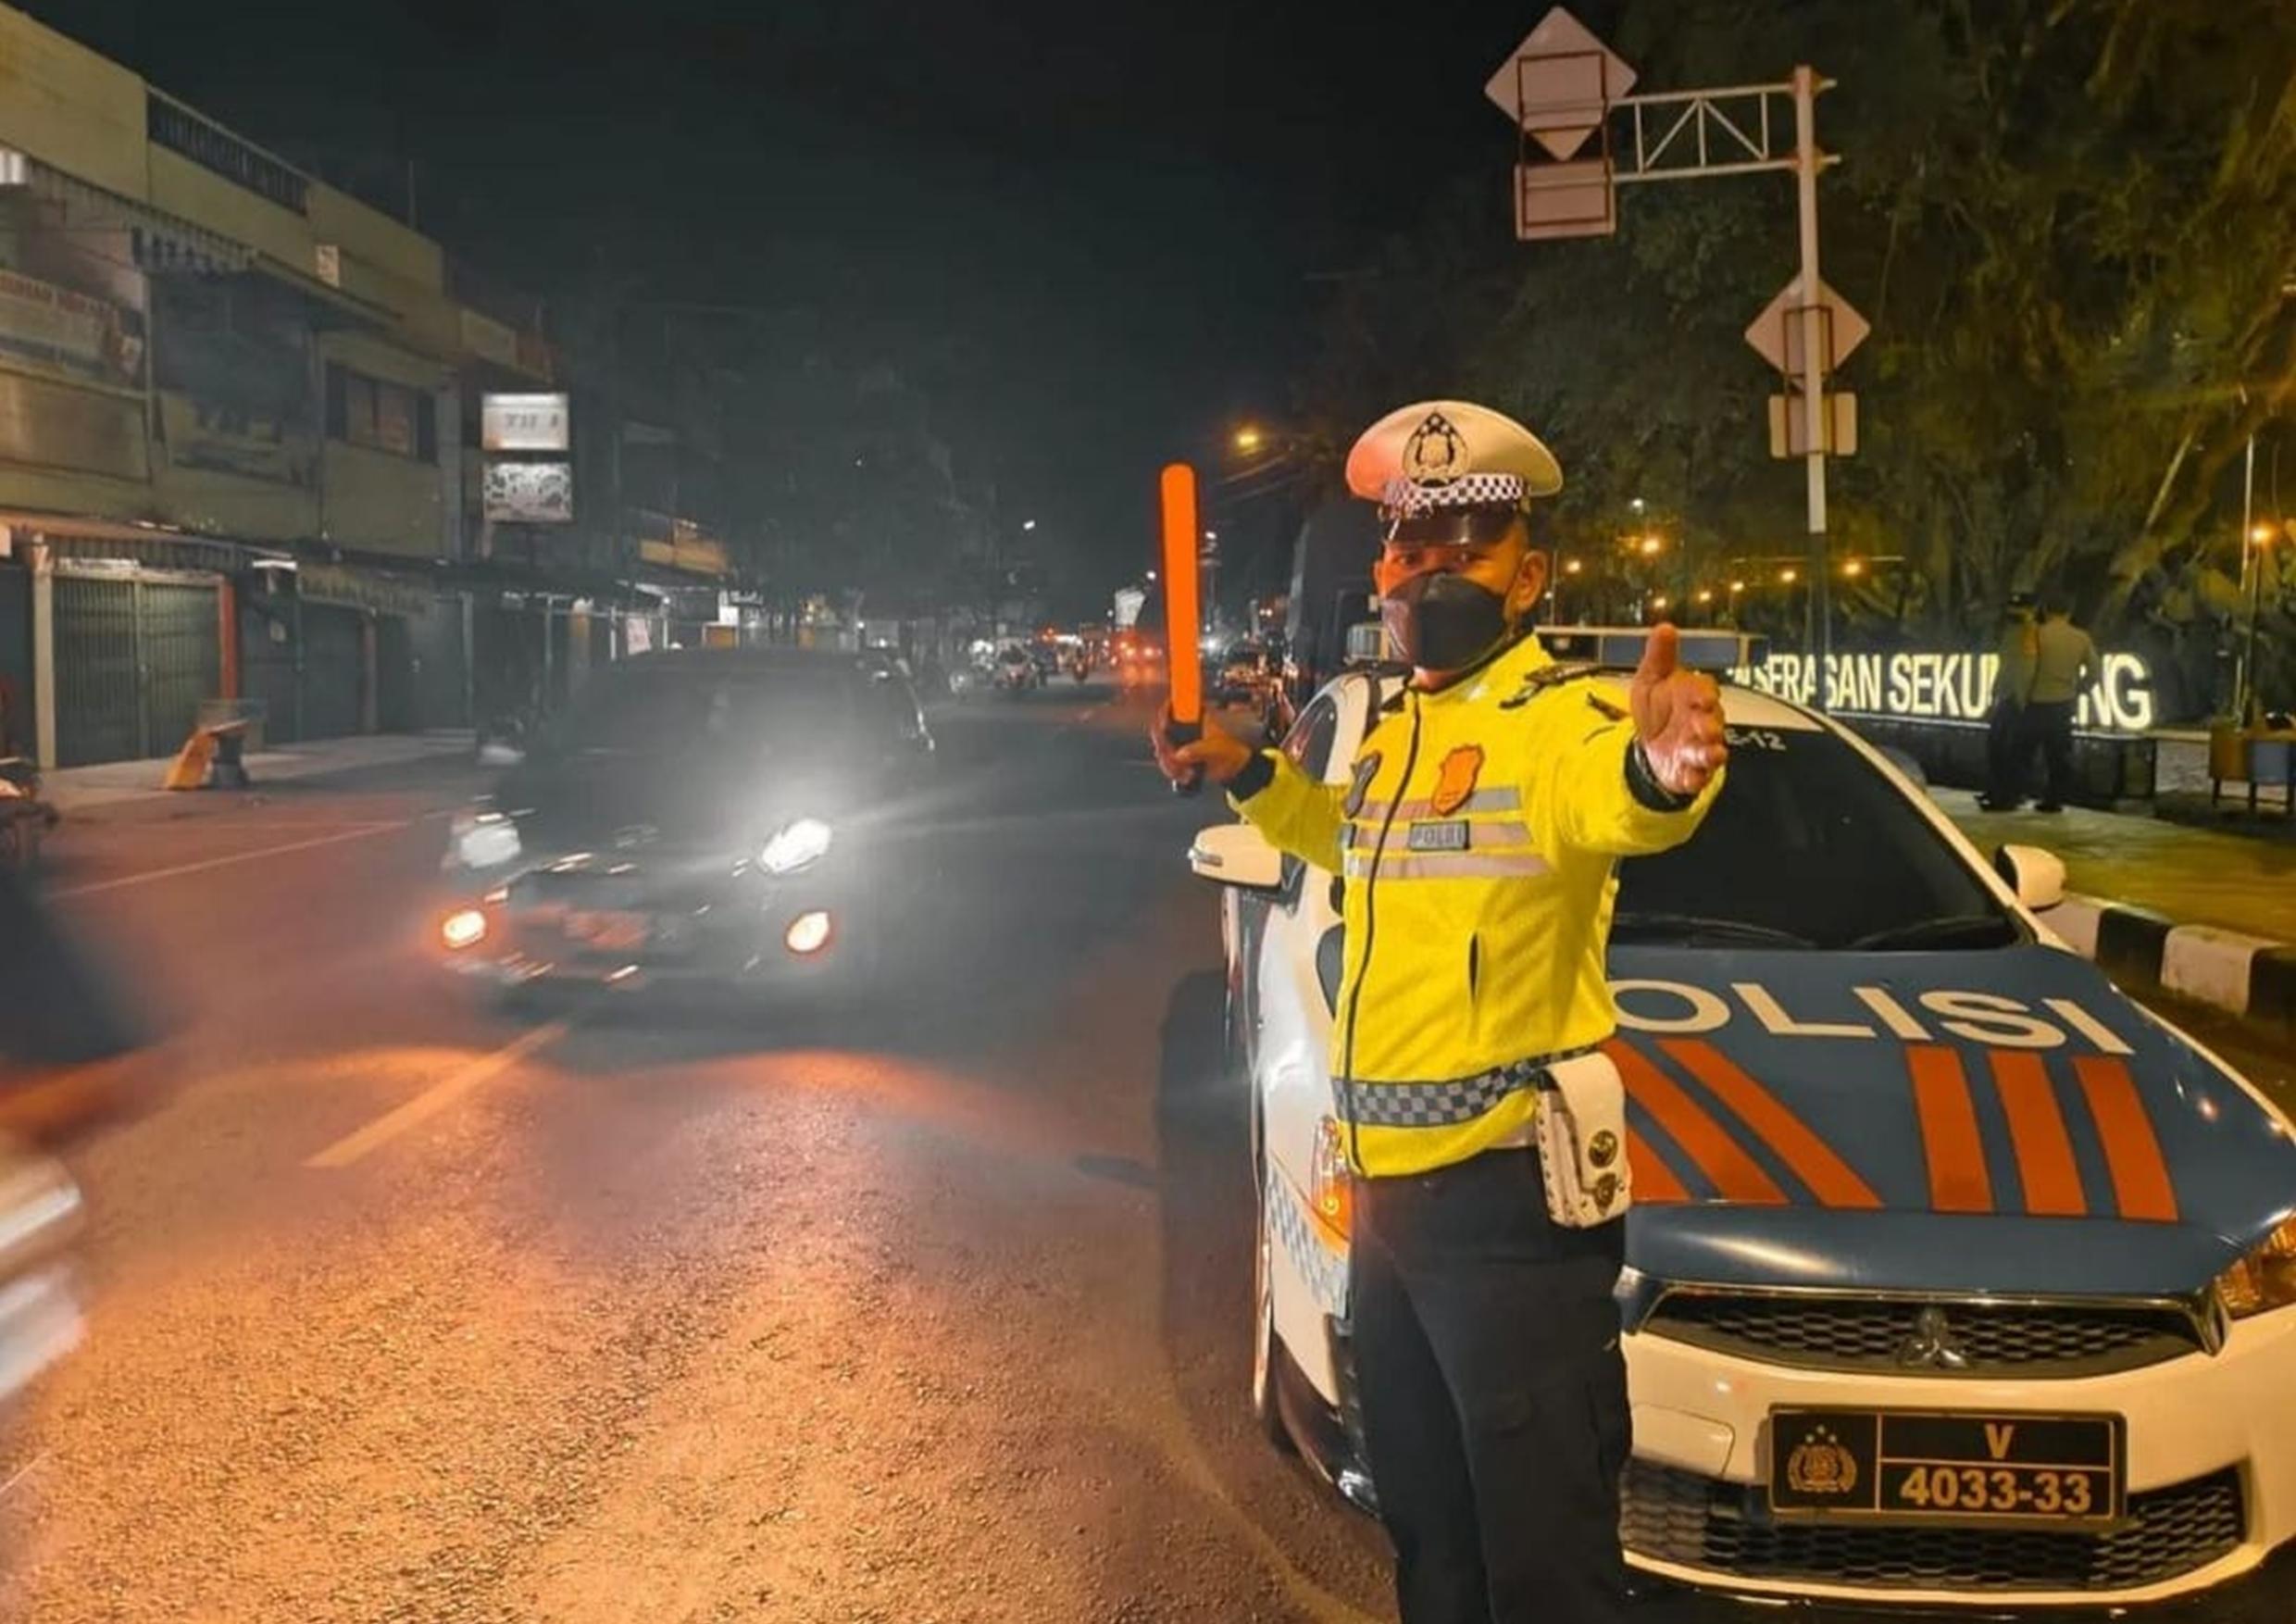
2041,890,2294,1039
45,731,475,815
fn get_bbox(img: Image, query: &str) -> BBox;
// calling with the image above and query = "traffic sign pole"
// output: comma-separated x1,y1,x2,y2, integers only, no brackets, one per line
1793,65,1831,705
1491,9,1859,712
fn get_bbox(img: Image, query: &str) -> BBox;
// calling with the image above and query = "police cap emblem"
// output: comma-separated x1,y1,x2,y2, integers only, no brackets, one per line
1400,411,1468,483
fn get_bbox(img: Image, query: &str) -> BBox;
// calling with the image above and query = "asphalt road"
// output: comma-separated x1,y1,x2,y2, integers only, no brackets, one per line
0,690,2288,1623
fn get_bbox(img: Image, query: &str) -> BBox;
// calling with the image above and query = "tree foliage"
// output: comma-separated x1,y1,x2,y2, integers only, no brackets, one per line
1303,0,2296,706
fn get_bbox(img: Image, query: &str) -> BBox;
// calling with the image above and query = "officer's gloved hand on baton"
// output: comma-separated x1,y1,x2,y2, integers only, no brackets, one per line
1630,623,1729,797
1152,706,1252,789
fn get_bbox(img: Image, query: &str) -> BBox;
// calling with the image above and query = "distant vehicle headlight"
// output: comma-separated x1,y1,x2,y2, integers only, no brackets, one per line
758,816,833,875
448,808,521,870
2215,1212,2296,1318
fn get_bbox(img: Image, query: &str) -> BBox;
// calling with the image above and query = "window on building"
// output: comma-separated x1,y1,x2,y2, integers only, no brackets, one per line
324,363,436,463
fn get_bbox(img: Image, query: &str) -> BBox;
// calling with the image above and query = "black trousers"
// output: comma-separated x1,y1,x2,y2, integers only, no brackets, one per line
1984,701,2025,804
1352,1148,1630,1624
2015,699,2078,806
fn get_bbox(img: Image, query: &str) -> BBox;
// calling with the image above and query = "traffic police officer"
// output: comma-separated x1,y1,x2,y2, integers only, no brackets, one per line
1156,400,1727,1624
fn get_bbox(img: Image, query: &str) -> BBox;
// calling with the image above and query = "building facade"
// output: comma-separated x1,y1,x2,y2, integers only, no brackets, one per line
0,3,580,766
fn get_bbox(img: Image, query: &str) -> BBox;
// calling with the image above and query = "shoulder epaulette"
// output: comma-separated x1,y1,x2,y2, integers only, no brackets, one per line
1497,661,1603,711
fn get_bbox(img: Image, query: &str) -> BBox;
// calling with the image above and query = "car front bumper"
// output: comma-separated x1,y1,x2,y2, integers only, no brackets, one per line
439,855,875,995
1618,1302,2296,1607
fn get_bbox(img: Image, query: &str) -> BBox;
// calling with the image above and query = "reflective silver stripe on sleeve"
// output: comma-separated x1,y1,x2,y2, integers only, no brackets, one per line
1341,851,1551,881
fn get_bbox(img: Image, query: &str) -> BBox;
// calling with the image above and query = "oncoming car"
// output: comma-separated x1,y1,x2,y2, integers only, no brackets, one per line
1190,639,2296,1611
438,647,934,1002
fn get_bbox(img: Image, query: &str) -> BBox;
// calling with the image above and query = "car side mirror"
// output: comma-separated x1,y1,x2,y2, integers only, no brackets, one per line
1188,822,1285,893
1994,843,2066,912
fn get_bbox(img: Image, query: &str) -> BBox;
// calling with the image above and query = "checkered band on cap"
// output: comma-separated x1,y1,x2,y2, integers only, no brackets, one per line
1379,472,1527,516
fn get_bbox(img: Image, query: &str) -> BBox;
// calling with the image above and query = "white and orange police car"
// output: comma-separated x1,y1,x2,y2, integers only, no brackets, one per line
1190,629,2296,1612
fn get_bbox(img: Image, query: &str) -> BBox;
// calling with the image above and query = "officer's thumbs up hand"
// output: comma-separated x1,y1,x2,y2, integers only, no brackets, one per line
1151,705,1254,787
1630,624,1728,796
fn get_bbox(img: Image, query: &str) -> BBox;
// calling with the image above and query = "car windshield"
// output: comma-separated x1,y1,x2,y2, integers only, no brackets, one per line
1613,722,2020,953
552,667,855,755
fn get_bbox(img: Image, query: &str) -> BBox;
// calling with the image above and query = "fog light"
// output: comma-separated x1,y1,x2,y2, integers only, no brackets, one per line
441,908,488,950
783,910,832,956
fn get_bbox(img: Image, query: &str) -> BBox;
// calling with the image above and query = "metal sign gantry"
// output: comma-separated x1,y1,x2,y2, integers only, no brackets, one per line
1490,9,1866,705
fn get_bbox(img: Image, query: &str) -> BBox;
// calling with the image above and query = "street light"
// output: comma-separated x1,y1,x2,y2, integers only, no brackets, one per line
1728,580,1746,593
1695,588,1714,605
1638,535,1664,556
1021,518,1037,531
1564,558,1583,575
1780,567,1800,583
2240,518,2277,722
1233,425,1266,455
1629,497,1646,514
1841,557,1865,578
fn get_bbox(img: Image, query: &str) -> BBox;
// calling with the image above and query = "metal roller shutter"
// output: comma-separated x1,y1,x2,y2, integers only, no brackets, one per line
299,603,363,741
53,573,220,765
54,576,141,767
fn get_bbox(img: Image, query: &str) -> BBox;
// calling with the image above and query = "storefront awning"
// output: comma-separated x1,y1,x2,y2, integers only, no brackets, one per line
0,509,272,575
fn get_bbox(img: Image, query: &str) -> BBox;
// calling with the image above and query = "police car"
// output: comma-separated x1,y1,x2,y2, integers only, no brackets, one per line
1190,630,2296,1610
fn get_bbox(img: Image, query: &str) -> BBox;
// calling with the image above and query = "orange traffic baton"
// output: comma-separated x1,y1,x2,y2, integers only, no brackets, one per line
1159,462,1204,795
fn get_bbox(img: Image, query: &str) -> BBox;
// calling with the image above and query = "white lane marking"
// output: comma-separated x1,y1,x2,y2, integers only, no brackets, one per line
50,821,406,899
306,1019,570,1169
0,1451,50,1505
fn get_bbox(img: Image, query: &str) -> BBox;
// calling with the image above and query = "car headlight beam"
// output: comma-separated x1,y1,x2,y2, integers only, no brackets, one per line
758,816,833,875
2215,1212,2296,1318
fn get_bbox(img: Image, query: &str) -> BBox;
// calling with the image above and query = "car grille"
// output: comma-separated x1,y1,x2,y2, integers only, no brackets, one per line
1622,1462,2244,1593
1641,1293,2202,1377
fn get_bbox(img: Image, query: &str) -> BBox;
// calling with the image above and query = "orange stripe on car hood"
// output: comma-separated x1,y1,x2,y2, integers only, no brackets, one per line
1661,1038,1882,1209
1908,1045,1994,1214
2074,1056,2179,1222
1608,1040,1786,1206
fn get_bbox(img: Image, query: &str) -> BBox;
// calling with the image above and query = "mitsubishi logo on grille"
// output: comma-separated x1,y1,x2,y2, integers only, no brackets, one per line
1896,1305,1973,1370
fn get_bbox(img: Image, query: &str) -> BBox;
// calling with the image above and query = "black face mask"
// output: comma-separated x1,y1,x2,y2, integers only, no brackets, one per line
1381,569,1512,670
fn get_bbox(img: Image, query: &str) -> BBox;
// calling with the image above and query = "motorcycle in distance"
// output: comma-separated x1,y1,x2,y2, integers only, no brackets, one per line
992,644,1039,697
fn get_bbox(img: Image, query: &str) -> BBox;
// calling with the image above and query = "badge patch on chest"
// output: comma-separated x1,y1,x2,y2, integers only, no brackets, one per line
1430,743,1485,815
1406,819,1471,852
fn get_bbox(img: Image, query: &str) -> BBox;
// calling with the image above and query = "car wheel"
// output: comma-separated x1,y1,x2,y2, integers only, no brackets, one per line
1251,1130,1296,1454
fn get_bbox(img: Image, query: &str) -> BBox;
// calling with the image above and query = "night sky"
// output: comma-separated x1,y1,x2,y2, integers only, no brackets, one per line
35,0,1611,601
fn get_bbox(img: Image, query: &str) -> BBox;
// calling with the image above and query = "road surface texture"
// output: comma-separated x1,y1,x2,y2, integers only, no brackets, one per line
0,692,2287,1623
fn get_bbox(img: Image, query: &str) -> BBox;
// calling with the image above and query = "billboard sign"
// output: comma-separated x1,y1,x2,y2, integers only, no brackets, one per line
482,459,573,523
480,392,569,453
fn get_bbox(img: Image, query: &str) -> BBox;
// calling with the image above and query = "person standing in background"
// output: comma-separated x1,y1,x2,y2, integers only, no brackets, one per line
2015,591,2100,812
1978,592,2038,810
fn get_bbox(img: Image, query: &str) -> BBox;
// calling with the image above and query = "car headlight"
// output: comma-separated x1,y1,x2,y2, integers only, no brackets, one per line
447,808,521,870
2215,1213,2296,1318
758,816,833,875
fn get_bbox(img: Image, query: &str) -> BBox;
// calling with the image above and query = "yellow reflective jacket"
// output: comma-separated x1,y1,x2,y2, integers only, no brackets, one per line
1234,634,1721,1177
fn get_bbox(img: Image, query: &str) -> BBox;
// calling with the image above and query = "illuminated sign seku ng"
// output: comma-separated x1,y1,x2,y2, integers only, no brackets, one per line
1732,651,2155,734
